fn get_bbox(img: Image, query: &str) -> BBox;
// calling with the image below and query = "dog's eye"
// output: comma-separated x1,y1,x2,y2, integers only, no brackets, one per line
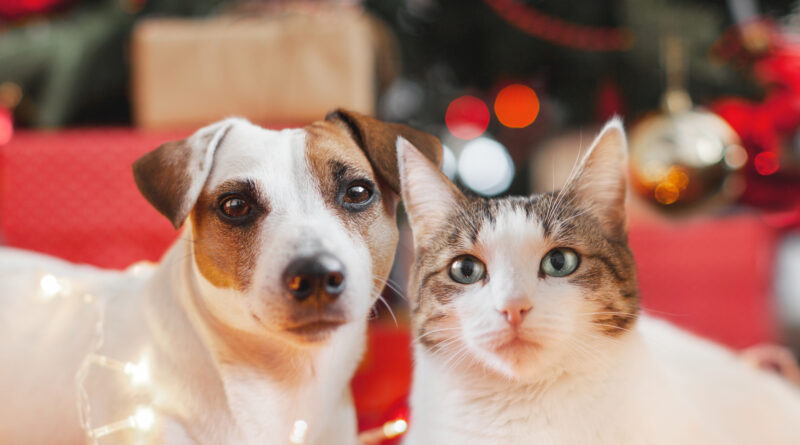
219,195,250,219
339,179,376,212
344,183,372,204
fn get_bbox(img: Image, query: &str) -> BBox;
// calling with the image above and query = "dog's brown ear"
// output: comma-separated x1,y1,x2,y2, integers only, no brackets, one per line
132,119,236,229
325,109,443,194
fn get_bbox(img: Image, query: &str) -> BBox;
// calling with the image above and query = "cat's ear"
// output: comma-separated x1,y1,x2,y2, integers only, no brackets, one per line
570,117,628,238
397,137,465,249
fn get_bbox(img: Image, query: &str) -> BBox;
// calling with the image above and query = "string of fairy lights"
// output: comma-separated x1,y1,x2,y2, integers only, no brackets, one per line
35,270,408,445
38,271,157,443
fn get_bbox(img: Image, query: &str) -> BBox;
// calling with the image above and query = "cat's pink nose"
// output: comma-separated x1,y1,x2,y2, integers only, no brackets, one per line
498,300,532,326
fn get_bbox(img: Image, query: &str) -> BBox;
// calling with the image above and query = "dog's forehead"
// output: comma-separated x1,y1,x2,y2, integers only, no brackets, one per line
203,120,374,209
204,122,304,188
302,120,372,170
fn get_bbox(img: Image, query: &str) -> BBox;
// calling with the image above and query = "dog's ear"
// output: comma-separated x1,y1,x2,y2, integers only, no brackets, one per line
132,119,236,229
325,109,443,194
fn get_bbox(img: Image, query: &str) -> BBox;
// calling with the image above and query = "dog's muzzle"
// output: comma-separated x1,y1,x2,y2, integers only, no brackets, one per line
282,252,346,304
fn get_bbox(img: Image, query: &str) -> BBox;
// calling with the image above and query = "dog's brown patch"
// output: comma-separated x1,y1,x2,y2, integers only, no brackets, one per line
132,139,194,228
304,121,399,290
324,109,443,194
190,179,269,291
133,124,232,229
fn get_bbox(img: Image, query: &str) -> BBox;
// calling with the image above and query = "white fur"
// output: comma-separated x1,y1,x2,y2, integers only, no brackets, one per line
0,120,379,444
406,316,800,445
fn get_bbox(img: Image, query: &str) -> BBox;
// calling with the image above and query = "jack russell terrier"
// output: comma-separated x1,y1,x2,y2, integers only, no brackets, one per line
0,110,442,445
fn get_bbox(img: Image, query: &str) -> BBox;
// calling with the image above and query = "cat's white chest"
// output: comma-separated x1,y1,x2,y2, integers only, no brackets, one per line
407,363,702,445
406,317,800,445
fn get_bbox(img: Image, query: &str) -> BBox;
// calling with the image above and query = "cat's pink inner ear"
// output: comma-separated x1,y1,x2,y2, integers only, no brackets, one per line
397,137,464,247
573,118,629,237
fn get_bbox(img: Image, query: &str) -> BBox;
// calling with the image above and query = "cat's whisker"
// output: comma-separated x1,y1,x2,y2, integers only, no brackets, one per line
430,335,463,351
372,275,408,301
440,344,472,375
414,327,462,343
567,338,611,369
577,311,637,318
431,338,462,358
639,306,689,317
557,205,595,225
567,335,611,362
373,294,398,327
581,331,623,345
448,344,476,373
590,322,634,334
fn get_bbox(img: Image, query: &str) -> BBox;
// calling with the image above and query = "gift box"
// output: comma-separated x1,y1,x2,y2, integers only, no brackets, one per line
628,214,778,349
131,7,377,128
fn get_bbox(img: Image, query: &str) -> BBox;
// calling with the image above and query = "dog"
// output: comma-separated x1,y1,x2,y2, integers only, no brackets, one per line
0,110,442,445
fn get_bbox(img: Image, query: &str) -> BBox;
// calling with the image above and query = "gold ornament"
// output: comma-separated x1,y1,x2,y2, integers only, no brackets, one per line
629,36,746,209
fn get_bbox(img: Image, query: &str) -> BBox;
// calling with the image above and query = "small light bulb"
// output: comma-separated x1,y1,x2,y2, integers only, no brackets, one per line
289,419,308,444
382,419,408,438
132,406,155,431
39,274,62,299
124,357,150,386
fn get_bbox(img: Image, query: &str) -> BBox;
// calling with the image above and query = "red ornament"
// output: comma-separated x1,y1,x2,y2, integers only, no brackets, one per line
494,84,539,128
445,96,490,140
711,21,800,219
754,152,779,176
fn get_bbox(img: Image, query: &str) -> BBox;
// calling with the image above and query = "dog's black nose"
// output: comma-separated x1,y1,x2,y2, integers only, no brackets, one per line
283,252,346,302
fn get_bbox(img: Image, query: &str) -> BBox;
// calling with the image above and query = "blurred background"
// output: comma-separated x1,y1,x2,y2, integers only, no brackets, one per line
2,0,800,438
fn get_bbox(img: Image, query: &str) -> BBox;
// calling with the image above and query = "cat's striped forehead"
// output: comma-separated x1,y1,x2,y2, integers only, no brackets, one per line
432,193,598,253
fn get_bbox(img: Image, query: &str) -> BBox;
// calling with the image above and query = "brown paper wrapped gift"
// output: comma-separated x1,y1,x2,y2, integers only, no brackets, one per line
131,8,378,128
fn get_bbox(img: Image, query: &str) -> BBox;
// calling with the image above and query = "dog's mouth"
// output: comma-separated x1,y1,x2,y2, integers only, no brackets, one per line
284,316,348,342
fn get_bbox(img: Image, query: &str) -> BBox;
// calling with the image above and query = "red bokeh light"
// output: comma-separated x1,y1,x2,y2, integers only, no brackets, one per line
0,0,67,18
754,151,779,176
445,96,490,140
0,108,13,146
494,84,539,128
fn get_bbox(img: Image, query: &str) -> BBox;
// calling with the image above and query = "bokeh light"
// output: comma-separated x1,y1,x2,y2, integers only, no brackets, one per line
457,136,515,196
289,419,308,444
379,78,424,121
654,182,680,205
124,356,151,386
445,96,490,140
39,274,62,299
0,108,13,146
653,166,689,205
382,419,408,439
494,84,539,128
441,144,457,179
665,166,690,191
723,144,748,169
132,406,155,431
754,151,779,176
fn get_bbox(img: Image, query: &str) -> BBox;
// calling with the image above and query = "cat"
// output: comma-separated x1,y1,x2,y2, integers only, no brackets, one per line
395,119,800,445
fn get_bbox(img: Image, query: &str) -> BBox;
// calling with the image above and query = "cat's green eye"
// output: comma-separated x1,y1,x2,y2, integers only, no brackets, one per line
448,255,486,284
541,248,579,277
